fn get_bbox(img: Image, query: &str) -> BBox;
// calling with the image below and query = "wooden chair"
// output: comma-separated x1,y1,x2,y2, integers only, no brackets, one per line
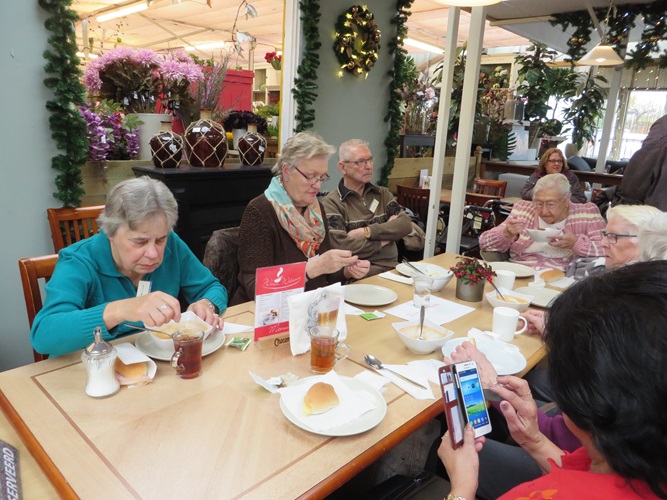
18,254,59,362
472,178,507,198
47,205,104,253
396,185,430,224
203,227,240,302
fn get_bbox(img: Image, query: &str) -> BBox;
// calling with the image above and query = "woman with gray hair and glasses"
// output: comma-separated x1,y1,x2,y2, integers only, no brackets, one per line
32,177,227,358
233,131,370,303
479,173,606,271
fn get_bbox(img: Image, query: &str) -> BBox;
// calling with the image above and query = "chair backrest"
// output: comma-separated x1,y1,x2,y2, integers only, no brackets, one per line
47,205,105,253
396,185,430,224
18,254,58,362
203,227,240,301
465,192,500,207
472,178,507,198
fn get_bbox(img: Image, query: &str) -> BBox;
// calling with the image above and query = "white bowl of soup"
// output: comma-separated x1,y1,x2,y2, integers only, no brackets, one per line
149,311,213,349
485,289,533,312
392,319,454,354
526,227,562,243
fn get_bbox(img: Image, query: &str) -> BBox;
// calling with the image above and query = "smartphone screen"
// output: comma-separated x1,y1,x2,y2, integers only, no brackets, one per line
438,365,465,448
454,361,492,438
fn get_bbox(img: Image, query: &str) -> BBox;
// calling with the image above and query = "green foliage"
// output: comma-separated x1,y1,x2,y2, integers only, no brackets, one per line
292,0,321,132
514,43,559,123
39,0,89,207
255,103,280,119
381,0,415,187
563,73,609,150
488,124,516,162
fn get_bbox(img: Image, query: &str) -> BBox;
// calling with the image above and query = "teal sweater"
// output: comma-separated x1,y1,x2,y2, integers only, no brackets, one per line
31,231,227,357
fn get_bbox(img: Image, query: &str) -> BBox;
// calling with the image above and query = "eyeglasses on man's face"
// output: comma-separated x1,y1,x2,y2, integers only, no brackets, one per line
292,165,330,185
601,231,637,245
342,156,374,167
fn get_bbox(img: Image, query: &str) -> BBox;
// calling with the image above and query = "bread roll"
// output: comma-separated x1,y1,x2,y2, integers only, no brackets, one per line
303,382,340,416
541,270,565,283
115,358,148,383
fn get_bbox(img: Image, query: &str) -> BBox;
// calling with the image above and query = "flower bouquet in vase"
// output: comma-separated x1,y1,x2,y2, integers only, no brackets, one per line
450,257,494,302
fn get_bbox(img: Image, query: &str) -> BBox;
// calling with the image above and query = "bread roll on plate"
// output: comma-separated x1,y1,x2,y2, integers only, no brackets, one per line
303,382,340,416
115,358,150,385
541,269,565,283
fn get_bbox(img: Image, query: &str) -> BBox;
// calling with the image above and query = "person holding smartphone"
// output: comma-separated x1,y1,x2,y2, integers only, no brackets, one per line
437,261,667,500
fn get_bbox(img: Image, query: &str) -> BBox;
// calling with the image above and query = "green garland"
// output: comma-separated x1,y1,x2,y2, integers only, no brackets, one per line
550,1,667,69
39,0,89,207
292,0,322,133
380,0,414,187
333,5,381,78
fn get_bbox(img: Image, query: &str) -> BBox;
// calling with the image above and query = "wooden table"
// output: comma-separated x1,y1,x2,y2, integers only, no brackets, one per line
0,253,545,499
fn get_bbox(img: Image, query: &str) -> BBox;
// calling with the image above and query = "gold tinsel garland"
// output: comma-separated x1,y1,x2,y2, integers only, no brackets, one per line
333,5,381,78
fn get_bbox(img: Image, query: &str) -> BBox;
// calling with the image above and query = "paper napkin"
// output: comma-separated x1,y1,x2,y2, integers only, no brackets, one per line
384,296,474,324
278,371,376,431
115,343,157,387
379,271,413,285
222,322,254,335
373,363,434,400
286,283,347,356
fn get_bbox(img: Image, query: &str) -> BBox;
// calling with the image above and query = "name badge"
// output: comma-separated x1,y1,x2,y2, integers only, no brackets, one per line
137,280,152,297
368,199,379,213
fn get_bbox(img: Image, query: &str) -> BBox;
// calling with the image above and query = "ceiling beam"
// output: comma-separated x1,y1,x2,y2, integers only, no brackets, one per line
489,15,553,27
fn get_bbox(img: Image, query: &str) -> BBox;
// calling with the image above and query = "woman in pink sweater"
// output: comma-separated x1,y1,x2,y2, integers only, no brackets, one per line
479,173,605,271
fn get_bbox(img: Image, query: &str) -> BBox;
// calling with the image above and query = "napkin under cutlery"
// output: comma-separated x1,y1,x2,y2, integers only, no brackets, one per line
369,362,435,400
379,271,413,285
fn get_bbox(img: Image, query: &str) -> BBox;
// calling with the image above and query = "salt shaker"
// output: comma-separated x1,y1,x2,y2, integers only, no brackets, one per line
81,327,120,398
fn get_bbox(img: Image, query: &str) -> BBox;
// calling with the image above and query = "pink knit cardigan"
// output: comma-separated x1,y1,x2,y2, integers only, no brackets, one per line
479,200,606,271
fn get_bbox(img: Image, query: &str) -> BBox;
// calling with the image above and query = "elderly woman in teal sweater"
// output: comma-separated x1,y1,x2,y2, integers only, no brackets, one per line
31,177,227,358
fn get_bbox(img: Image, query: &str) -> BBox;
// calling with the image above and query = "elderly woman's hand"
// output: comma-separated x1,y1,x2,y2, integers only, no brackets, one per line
438,423,485,500
306,249,359,279
503,216,525,239
105,292,182,329
490,376,543,452
444,341,498,390
344,259,370,280
548,229,577,249
187,299,225,330
521,310,546,336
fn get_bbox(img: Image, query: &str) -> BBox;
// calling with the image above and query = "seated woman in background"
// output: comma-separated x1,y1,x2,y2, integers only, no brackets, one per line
521,148,587,203
439,261,667,500
233,131,370,304
32,177,227,358
479,173,605,271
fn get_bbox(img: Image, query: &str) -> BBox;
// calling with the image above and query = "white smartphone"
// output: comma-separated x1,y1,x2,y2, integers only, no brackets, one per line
453,360,492,438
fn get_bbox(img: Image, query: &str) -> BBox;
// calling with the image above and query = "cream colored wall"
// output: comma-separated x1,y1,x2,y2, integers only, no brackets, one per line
0,4,59,370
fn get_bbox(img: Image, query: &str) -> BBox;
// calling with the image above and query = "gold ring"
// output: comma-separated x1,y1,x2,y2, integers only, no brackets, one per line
519,391,532,398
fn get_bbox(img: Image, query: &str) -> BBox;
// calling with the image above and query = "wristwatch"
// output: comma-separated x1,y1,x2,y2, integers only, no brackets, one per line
364,226,371,239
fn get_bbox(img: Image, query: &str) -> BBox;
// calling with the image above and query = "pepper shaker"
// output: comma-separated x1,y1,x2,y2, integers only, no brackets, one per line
81,327,120,398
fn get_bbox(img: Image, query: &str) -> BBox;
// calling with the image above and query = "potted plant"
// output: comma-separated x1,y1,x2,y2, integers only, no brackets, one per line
450,257,494,302
222,110,268,149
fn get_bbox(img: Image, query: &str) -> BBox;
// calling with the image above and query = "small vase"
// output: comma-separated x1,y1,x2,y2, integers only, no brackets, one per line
184,109,227,168
232,128,247,150
455,279,485,302
150,121,183,168
131,113,170,161
238,124,267,166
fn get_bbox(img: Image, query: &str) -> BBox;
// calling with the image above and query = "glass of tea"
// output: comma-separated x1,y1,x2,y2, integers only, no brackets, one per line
309,327,349,374
170,330,204,379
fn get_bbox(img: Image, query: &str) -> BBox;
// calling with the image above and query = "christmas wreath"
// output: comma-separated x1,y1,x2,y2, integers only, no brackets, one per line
333,5,381,77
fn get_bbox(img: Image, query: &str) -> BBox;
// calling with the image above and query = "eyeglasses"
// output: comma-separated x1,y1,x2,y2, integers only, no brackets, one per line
292,165,330,185
533,195,565,211
342,156,374,167
601,231,637,244
547,159,564,165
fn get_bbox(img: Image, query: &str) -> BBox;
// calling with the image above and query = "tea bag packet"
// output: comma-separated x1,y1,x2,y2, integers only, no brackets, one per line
287,283,347,356
114,343,157,387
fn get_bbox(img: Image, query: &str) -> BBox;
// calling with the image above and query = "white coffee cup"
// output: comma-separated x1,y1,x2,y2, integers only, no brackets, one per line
492,306,527,342
494,270,516,290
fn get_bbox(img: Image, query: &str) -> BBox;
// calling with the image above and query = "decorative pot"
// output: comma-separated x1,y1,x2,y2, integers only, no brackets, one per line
184,109,227,168
232,128,247,150
455,279,485,302
149,121,183,168
238,124,267,166
131,113,171,161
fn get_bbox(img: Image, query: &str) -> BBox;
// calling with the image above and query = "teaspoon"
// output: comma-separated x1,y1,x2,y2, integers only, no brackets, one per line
364,354,428,390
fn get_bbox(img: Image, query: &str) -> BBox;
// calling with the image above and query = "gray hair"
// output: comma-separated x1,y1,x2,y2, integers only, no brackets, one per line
607,205,662,233
533,173,571,199
271,131,335,176
639,211,667,261
339,139,370,162
98,177,178,236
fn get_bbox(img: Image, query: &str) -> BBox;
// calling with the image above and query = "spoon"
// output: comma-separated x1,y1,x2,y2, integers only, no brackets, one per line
489,280,508,302
122,323,173,338
364,354,428,390
402,259,426,276
418,305,426,340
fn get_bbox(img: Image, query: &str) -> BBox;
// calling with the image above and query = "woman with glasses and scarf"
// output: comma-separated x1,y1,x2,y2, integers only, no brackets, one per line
232,132,370,304
479,174,606,271
521,148,587,203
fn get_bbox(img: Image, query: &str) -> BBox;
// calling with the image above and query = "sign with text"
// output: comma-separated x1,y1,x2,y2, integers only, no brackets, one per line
0,440,21,500
254,262,306,343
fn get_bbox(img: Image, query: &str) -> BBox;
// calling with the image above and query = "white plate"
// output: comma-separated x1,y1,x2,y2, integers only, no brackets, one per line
134,329,226,361
514,286,562,308
279,376,387,436
441,337,527,375
396,262,449,278
489,262,535,278
344,284,398,307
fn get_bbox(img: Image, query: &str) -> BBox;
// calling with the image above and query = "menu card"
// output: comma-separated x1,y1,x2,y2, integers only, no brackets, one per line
254,262,306,343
